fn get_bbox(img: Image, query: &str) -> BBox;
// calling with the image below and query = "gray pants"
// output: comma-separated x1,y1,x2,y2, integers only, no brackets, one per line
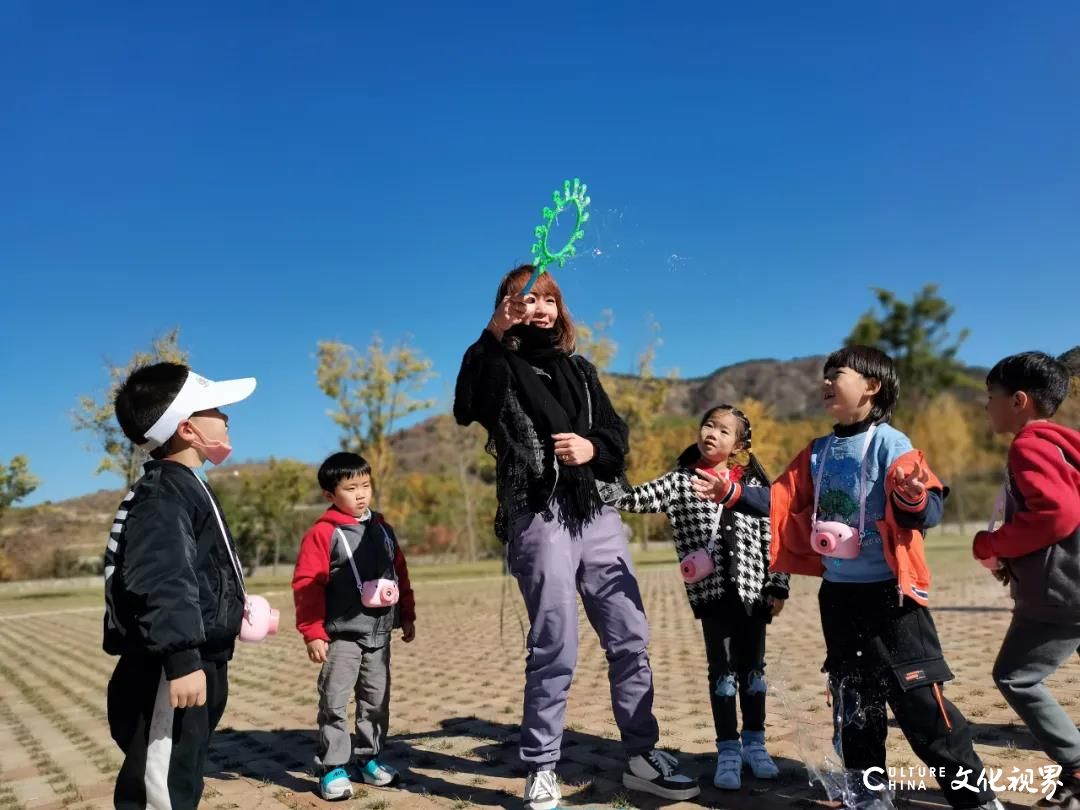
993,613,1080,769
508,504,659,768
315,639,391,772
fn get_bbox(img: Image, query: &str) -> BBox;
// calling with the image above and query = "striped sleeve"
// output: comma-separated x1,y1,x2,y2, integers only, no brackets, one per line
103,488,136,637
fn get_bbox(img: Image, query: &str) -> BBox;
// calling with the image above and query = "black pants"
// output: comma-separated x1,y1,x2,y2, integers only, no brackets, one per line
819,580,993,808
108,654,229,810
701,595,768,743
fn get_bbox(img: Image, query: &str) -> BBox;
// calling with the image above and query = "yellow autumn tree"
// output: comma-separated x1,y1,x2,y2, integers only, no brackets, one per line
0,455,39,520
908,393,978,519
74,329,189,488
733,401,831,481
613,319,673,487
733,399,784,477
574,309,617,372
583,316,678,548
316,336,434,509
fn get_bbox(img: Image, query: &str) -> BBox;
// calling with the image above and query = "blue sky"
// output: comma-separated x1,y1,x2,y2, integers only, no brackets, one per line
2,3,1078,505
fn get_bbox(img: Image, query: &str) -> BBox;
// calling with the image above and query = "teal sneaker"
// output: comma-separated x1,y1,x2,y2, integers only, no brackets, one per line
319,767,352,801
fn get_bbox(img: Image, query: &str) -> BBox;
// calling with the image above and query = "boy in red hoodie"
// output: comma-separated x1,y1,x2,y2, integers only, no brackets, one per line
292,452,416,802
976,352,1080,809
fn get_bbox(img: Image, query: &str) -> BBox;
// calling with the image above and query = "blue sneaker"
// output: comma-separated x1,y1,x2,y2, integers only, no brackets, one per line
741,731,779,779
319,767,352,801
359,758,399,787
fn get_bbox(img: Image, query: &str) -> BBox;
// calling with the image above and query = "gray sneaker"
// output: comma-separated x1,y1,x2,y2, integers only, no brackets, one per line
623,750,701,801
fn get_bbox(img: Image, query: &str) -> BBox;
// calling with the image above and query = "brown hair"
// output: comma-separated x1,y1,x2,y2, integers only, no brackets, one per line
494,264,576,354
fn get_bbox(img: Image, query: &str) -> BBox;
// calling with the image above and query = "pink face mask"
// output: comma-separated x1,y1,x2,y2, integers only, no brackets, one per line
187,422,233,465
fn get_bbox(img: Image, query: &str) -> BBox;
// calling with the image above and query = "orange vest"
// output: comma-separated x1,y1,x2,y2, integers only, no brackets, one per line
769,442,942,607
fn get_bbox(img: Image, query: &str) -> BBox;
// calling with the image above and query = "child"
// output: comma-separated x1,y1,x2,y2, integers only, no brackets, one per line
770,346,1002,810
975,351,1080,808
292,452,416,801
616,405,789,790
103,362,255,810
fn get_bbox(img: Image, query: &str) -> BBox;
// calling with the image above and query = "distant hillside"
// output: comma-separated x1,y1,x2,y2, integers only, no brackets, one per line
1062,346,1080,375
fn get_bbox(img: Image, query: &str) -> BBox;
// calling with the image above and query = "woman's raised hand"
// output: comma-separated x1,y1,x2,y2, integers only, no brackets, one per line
487,295,535,339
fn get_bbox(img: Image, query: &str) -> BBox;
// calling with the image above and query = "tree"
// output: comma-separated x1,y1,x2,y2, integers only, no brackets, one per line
437,413,492,560
216,459,312,575
610,318,673,484
731,399,784,475
908,394,974,482
909,393,977,519
74,329,189,488
0,456,39,520
575,310,618,372
599,316,678,549
316,336,435,505
847,285,971,416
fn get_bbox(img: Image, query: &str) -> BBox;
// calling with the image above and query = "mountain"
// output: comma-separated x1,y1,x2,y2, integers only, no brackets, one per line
1061,346,1080,376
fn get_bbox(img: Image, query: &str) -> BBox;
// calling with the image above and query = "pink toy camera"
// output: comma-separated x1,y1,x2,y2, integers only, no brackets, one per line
360,579,399,608
679,550,715,584
810,520,861,559
238,594,280,643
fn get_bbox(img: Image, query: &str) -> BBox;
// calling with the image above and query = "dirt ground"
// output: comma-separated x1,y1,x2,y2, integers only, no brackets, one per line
1,543,1076,810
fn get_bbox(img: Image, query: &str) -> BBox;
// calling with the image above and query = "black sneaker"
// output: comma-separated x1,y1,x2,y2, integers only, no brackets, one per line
622,750,701,801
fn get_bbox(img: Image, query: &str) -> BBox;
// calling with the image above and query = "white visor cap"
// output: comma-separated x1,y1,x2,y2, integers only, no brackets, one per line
139,370,256,450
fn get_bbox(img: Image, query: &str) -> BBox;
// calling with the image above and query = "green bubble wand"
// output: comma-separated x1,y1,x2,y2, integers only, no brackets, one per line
520,178,591,296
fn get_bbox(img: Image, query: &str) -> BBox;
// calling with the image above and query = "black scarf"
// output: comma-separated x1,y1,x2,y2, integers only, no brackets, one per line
503,325,601,537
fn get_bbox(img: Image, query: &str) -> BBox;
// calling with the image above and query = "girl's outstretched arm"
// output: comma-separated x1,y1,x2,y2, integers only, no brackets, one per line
614,471,682,514
691,470,770,517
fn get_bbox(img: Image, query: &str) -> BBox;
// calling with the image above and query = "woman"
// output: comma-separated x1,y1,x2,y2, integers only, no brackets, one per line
453,265,700,810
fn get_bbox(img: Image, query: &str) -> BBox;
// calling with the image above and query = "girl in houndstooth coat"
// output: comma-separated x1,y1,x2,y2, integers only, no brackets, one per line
616,405,789,792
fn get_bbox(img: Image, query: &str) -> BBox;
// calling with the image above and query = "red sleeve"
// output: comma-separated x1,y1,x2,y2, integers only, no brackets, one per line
769,444,814,571
986,436,1080,558
393,545,415,623
292,524,332,643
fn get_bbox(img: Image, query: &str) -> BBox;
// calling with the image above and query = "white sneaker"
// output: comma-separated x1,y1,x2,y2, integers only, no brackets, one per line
713,748,742,790
741,740,779,779
623,750,701,800
524,769,560,810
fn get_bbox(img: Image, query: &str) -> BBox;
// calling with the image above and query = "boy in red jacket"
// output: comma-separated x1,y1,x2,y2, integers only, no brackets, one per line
292,452,415,802
976,352,1080,808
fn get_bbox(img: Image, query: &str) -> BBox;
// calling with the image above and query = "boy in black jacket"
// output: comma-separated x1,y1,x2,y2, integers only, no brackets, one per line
103,362,255,810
